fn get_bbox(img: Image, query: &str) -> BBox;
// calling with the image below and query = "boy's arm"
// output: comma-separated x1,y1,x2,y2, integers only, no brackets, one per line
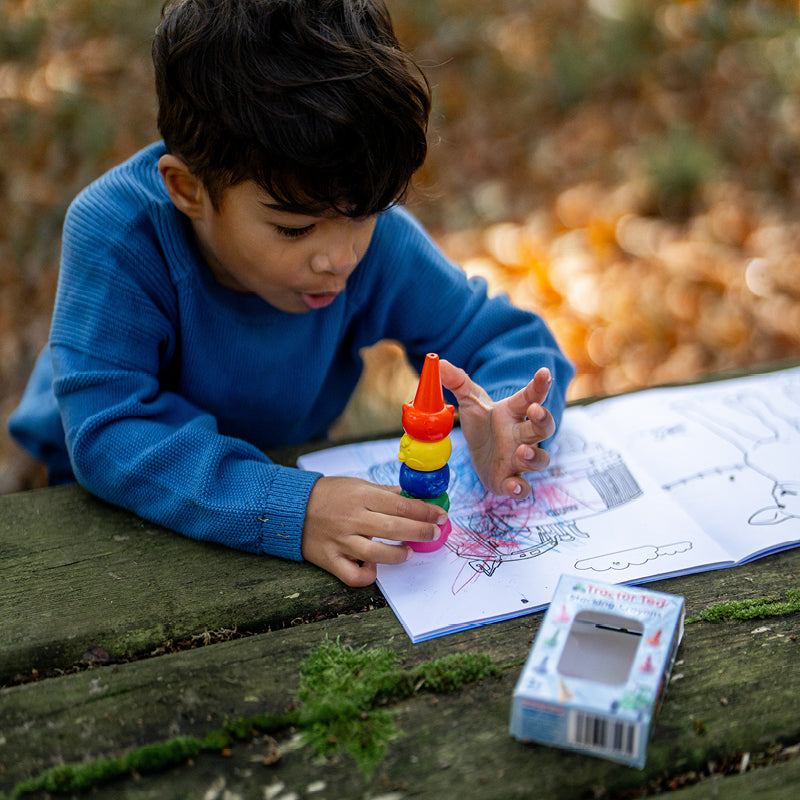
52,342,444,583
47,191,445,575
47,181,319,560
52,343,318,559
363,208,575,434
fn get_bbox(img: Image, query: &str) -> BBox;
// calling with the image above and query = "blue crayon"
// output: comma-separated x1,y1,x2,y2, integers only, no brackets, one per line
399,463,450,499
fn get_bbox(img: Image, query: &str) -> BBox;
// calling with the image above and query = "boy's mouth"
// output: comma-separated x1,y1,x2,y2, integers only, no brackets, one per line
301,291,340,310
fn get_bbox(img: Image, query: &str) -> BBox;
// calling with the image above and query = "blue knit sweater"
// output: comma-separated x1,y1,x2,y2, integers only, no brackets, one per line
9,142,574,561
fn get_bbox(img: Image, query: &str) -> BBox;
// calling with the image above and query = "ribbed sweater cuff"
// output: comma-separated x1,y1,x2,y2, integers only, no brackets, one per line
258,467,322,562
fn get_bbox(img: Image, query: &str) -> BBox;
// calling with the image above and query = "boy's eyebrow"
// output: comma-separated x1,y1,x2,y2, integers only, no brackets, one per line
258,200,322,218
257,195,325,213
258,199,355,220
260,200,297,211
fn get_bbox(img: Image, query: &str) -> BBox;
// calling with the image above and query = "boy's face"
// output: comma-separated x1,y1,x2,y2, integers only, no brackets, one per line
172,169,377,313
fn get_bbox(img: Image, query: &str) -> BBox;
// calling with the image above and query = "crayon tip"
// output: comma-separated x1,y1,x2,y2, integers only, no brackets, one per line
402,353,455,441
414,353,446,413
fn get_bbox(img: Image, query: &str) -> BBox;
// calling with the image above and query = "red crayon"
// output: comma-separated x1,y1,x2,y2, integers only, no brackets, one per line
401,353,454,442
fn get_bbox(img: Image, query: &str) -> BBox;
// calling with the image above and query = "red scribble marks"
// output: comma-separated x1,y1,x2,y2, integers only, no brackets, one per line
531,482,575,515
450,559,483,594
448,525,501,559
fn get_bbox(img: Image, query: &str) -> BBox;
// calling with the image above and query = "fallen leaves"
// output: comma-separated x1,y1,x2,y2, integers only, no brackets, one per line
4,1,800,483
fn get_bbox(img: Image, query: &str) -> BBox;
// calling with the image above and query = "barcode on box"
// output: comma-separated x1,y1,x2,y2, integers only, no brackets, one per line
568,711,640,758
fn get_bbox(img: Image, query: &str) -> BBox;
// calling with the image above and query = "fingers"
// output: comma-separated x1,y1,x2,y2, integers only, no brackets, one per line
301,476,449,587
439,359,493,411
532,366,553,397
331,557,378,588
517,441,551,472
502,475,532,500
366,487,447,541
304,535,411,588
438,358,468,395
321,514,444,587
504,368,552,422
519,401,556,444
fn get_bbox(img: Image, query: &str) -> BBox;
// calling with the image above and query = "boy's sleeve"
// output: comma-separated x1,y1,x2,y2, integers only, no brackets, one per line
362,209,575,434
51,345,319,559
48,191,320,560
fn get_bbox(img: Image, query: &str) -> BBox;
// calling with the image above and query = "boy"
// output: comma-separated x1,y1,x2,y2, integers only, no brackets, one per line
9,0,574,587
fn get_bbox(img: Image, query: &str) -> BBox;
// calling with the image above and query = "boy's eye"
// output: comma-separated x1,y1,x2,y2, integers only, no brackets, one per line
275,224,315,239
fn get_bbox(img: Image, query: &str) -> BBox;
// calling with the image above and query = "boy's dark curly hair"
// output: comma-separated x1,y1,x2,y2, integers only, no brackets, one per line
153,0,431,215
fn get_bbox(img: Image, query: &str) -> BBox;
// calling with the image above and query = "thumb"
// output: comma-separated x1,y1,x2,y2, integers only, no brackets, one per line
439,360,491,410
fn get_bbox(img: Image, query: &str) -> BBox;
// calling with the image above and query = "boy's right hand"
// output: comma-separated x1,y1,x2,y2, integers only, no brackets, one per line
301,476,447,587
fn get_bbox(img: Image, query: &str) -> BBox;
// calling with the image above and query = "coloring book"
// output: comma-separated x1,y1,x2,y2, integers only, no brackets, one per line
298,365,800,642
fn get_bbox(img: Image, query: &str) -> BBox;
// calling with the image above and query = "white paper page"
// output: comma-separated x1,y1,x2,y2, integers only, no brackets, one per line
582,366,800,563
299,413,730,642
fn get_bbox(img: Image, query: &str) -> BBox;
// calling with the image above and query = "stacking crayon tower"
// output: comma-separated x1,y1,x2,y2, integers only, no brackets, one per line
399,353,455,553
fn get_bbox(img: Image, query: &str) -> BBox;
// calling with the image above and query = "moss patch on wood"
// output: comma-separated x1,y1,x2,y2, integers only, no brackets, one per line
295,638,499,776
686,588,800,623
2,639,499,798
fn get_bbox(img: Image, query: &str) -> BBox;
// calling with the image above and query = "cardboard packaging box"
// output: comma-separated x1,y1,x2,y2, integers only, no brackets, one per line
510,575,685,768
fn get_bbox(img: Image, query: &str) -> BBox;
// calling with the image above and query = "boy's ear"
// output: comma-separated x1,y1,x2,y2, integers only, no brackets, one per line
158,154,208,219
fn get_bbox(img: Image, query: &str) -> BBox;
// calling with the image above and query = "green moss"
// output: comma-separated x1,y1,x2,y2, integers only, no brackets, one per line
294,639,499,775
222,709,297,741
411,651,499,693
686,588,800,623
7,639,500,795
10,736,205,797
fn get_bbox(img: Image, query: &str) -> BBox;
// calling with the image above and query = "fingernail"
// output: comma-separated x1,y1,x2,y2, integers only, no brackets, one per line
522,445,535,461
532,404,547,422
512,483,523,495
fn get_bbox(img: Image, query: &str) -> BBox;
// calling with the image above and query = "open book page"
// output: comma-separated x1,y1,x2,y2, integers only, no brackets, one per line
582,366,800,564
299,412,730,642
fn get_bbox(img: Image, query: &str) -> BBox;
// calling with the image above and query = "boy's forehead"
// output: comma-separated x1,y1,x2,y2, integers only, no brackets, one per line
250,182,358,219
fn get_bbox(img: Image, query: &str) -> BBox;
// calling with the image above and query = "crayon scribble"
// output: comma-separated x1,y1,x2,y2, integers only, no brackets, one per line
369,429,644,591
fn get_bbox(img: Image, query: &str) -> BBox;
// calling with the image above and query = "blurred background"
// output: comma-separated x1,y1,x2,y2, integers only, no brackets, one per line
2,0,800,494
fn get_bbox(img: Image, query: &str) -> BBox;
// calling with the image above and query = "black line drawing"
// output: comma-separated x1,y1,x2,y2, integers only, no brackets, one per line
368,429,644,589
574,541,692,572
672,376,800,526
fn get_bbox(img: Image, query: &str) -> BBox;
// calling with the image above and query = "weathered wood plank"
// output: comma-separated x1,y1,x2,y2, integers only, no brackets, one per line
2,549,799,799
0,482,380,683
665,756,800,800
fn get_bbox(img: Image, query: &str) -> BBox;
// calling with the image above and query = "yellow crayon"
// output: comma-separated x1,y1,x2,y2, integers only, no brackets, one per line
398,433,452,472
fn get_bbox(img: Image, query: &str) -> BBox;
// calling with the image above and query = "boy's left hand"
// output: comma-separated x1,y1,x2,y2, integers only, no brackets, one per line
440,360,554,499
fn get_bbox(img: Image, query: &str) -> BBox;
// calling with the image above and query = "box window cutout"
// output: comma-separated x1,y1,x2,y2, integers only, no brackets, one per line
557,611,644,686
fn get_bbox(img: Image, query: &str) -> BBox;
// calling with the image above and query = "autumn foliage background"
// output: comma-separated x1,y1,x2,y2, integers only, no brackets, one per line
2,0,800,494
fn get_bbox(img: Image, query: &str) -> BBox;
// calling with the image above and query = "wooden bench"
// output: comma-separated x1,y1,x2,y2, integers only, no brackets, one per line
2,395,800,799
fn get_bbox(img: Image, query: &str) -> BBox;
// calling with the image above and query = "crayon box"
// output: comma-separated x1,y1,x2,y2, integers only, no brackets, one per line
509,574,685,768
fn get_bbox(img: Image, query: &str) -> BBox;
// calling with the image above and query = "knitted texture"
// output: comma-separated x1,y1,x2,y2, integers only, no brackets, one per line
9,142,574,560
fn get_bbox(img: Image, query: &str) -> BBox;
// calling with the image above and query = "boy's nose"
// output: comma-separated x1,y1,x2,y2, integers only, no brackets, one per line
310,237,358,275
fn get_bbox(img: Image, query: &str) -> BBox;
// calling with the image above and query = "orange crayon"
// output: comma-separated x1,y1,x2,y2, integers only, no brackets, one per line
401,353,454,442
